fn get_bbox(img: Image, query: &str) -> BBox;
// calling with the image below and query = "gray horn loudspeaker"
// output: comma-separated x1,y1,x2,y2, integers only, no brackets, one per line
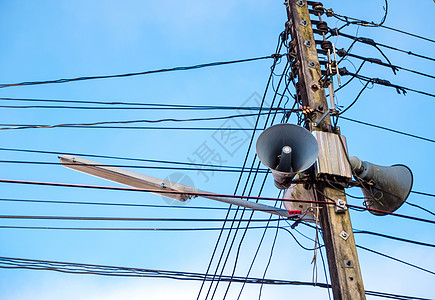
256,124,319,189
349,156,413,215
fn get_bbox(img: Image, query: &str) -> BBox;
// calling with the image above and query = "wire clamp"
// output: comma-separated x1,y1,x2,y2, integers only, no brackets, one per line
335,199,347,213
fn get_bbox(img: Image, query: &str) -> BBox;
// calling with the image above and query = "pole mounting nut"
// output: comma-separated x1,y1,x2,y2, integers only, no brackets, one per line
335,199,347,213
311,83,319,91
344,260,354,268
304,40,312,47
339,231,349,240
296,0,305,7
300,20,308,27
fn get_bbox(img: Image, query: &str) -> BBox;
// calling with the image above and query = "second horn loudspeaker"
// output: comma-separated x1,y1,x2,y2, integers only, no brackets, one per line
256,123,319,189
349,156,413,215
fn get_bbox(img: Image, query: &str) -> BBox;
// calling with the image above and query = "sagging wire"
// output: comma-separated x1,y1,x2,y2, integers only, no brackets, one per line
214,58,292,300
196,33,287,300
0,55,279,89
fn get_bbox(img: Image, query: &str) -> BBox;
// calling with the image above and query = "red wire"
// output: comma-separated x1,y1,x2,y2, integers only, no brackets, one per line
0,179,332,205
0,179,433,224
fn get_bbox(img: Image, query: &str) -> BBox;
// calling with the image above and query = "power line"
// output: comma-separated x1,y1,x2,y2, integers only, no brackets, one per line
338,81,371,115
0,160,268,174
333,30,435,62
209,58,293,300
0,215,283,223
337,50,435,80
0,55,280,89
243,202,281,300
325,7,435,44
405,202,435,217
378,24,435,44
2,179,434,225
224,89,296,299
0,197,236,211
411,190,435,198
341,70,435,98
197,38,286,300
0,178,322,205
0,146,263,172
0,97,283,111
340,116,435,144
0,125,260,131
353,229,435,248
356,245,435,276
0,256,429,300
0,225,285,231
0,112,276,130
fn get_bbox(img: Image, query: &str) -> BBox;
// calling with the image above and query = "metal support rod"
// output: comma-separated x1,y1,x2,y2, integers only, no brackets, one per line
286,1,366,299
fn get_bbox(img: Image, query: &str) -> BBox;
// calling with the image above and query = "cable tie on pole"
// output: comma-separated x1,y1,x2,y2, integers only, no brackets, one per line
357,37,376,46
336,48,347,57
338,67,350,76
271,53,283,60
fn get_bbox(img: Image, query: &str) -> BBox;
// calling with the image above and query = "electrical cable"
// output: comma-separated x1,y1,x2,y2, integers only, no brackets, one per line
356,244,435,276
405,202,435,217
0,146,247,170
325,5,435,44
0,256,428,299
318,235,332,300
237,198,281,300
0,112,276,130
0,160,268,174
338,80,371,115
353,229,435,248
333,30,435,62
0,97,281,110
342,70,435,98
214,57,297,299
226,73,299,299
411,190,435,198
0,215,284,223
201,36,287,300
325,3,388,28
340,116,435,144
256,205,282,300
0,178,328,205
1,178,434,226
331,60,366,95
196,43,285,300
0,55,279,89
0,225,286,231
217,62,292,299
0,125,262,131
207,38,289,298
0,197,237,211
338,51,435,80
0,99,286,112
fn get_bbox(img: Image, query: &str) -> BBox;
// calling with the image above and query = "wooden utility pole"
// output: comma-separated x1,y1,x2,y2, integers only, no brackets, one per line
285,1,366,299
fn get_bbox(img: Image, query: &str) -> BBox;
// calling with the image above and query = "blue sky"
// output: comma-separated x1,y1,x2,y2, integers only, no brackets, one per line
0,0,434,299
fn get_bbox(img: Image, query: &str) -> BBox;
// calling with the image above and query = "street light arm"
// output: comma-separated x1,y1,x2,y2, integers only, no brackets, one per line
59,155,197,201
58,155,292,218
